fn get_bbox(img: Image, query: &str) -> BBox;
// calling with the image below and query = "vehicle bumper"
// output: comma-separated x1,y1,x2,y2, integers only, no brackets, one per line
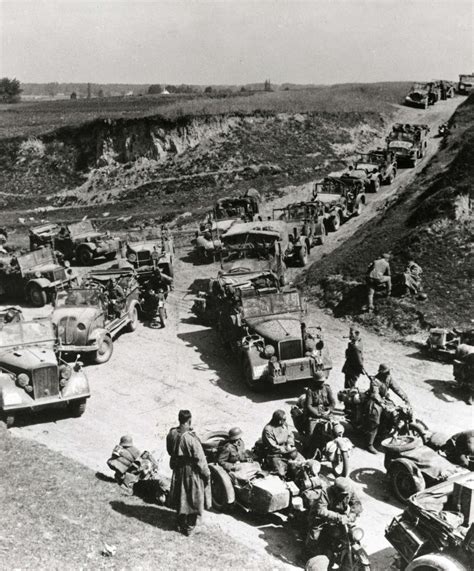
57,343,98,353
2,394,90,412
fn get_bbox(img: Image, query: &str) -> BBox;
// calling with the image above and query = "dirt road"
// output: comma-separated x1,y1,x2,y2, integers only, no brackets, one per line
5,97,468,570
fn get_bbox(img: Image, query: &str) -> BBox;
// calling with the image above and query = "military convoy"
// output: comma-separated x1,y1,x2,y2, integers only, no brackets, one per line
273,202,327,247
352,149,398,186
386,123,430,167
30,220,121,265
312,176,366,231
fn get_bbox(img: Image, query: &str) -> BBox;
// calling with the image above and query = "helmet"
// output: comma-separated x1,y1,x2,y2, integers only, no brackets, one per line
332,423,344,436
313,371,325,383
305,459,321,476
228,427,242,441
120,435,133,447
333,477,352,494
378,363,390,373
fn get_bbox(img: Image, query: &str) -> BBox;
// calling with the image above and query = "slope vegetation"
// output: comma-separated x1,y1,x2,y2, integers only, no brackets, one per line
301,95,474,335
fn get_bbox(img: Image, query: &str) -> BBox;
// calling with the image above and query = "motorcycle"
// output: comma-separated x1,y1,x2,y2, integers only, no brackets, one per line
337,387,428,442
438,123,450,137
142,287,168,328
306,523,371,570
291,396,352,477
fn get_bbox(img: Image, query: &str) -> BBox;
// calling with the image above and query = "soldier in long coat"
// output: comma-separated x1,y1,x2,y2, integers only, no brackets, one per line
341,328,364,389
166,410,211,536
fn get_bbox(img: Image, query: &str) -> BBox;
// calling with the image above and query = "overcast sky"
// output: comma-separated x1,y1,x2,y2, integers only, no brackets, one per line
1,0,472,85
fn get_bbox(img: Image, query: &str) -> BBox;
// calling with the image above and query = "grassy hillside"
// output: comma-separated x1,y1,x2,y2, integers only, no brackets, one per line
301,95,474,336
0,427,277,570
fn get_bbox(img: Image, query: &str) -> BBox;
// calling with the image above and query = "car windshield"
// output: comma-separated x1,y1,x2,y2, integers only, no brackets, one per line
319,179,343,194
286,205,309,219
0,318,55,348
55,288,102,307
460,75,474,83
68,220,96,236
241,290,302,318
17,248,56,271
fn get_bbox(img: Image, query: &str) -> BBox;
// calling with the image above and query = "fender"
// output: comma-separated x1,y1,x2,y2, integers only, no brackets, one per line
209,463,235,505
62,370,91,399
0,375,29,408
244,346,269,381
87,327,110,345
26,277,51,290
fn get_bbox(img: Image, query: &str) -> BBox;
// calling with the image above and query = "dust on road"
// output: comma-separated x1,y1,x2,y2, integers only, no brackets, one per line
6,97,468,570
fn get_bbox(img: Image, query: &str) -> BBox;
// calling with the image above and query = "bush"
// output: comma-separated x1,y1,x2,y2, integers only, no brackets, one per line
17,137,46,161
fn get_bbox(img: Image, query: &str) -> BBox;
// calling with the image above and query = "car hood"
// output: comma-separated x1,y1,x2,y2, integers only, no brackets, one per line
317,193,340,204
0,346,57,370
246,314,302,343
388,140,414,150
355,163,379,173
74,232,114,242
129,241,161,252
52,306,100,326
27,263,64,273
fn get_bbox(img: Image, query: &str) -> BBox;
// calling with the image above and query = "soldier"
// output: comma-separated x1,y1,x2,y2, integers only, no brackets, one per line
106,435,141,494
403,260,425,298
304,372,336,456
366,253,391,311
366,363,411,454
341,328,364,389
262,409,303,478
166,410,211,536
444,430,474,468
306,477,363,558
106,278,125,318
217,427,253,473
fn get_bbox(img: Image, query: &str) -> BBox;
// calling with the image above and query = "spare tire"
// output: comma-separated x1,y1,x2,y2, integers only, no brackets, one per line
381,435,420,453
200,431,228,453
406,552,467,571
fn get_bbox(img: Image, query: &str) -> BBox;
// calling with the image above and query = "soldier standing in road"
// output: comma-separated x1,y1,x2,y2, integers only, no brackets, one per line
342,328,364,389
166,410,211,536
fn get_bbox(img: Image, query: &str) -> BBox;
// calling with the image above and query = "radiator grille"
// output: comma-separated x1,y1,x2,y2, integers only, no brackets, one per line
58,316,77,344
32,366,59,399
279,338,302,361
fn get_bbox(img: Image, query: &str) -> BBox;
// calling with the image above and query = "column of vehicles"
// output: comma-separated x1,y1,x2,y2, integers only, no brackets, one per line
0,228,175,427
404,80,455,109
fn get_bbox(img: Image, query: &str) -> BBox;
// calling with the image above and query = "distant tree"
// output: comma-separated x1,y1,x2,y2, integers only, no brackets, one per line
148,84,163,94
204,86,213,93
240,86,247,92
87,83,92,99
97,88,104,98
70,91,77,100
46,82,59,98
0,77,22,103
264,79,272,92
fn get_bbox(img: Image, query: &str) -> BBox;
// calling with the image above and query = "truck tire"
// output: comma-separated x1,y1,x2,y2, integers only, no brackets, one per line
371,178,380,193
209,464,235,512
69,398,87,417
355,201,364,216
93,335,113,364
27,283,47,307
1,412,15,428
389,458,425,503
381,435,419,453
406,553,467,571
77,246,94,266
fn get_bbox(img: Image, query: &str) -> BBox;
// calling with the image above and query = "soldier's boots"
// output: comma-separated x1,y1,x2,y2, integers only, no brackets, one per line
366,430,378,454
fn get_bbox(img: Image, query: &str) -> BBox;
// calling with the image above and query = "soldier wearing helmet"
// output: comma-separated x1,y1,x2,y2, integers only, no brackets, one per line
365,363,411,454
304,371,336,456
217,427,253,472
306,477,363,558
262,410,304,478
106,435,141,493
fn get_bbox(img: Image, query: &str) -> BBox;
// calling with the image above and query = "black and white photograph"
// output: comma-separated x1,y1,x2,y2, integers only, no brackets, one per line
0,0,473,569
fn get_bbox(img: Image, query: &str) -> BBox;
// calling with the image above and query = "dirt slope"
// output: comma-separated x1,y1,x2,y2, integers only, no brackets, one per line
301,95,474,336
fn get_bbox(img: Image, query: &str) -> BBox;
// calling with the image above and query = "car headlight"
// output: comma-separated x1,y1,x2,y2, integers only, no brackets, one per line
127,253,137,263
77,322,86,331
60,365,72,380
264,344,275,358
351,528,364,542
17,373,29,388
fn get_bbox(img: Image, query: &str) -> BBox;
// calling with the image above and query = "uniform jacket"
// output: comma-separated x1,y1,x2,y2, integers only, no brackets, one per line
217,439,249,471
367,258,391,281
370,372,409,405
166,426,211,515
107,444,140,474
262,422,294,456
309,485,363,527
342,339,364,375
305,384,336,420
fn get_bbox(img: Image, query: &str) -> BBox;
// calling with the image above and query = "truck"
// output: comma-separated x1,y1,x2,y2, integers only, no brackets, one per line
458,74,474,95
194,196,260,261
51,268,140,364
353,149,398,186
312,176,366,231
385,472,474,570
273,201,327,247
405,82,441,109
124,229,174,277
193,261,332,391
0,317,90,427
0,247,78,307
386,123,430,168
29,220,121,265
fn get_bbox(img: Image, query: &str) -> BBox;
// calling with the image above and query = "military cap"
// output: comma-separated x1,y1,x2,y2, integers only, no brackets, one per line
333,476,352,494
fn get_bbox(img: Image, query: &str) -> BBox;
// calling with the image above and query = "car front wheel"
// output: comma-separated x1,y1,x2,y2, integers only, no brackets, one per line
27,283,47,307
93,336,114,364
1,412,15,428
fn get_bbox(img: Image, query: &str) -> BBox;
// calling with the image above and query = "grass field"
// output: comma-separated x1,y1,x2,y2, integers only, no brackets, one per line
0,427,278,570
0,82,410,139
